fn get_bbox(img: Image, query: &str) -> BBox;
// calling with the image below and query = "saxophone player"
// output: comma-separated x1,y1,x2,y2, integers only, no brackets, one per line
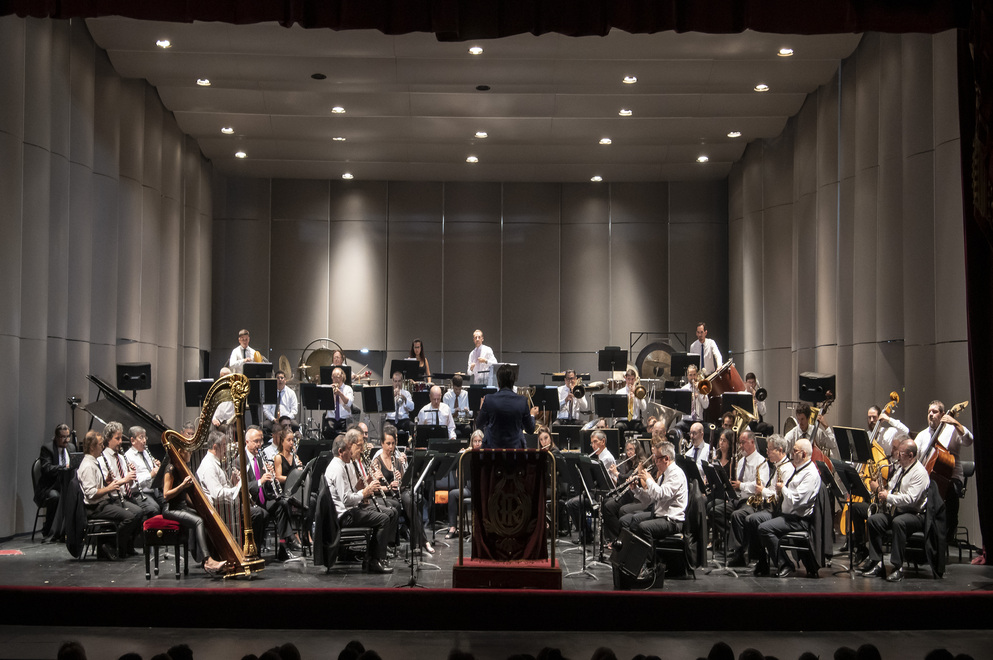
710,430,767,562
744,435,794,575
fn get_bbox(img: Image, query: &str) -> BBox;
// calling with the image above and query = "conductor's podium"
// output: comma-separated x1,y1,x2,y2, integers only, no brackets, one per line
452,449,562,589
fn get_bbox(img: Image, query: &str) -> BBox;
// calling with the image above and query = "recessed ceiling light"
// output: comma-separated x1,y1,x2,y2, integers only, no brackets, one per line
196,79,211,87
332,136,346,141
234,151,246,159
155,40,171,49
331,106,346,114
622,76,637,84
311,73,327,80
474,131,488,139
220,127,234,135
468,46,483,55
727,131,742,138
342,173,354,180
590,175,603,182
599,138,612,145
697,155,709,163
754,83,770,92
778,48,794,57
618,109,633,117
466,156,479,164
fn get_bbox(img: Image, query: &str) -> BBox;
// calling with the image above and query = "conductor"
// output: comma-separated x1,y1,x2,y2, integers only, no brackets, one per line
477,365,539,449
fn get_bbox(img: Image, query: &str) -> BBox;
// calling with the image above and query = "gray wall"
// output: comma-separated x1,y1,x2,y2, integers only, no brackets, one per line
0,17,214,537
728,31,976,529
211,179,729,386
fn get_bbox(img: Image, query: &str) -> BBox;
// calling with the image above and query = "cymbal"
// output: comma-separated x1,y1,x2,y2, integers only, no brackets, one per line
299,364,311,370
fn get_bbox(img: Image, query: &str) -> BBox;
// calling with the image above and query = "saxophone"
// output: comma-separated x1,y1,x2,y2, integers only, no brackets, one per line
746,468,765,507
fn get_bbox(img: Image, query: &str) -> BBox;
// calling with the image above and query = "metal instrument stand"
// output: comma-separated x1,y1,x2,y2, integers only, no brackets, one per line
704,463,738,578
564,466,608,579
397,453,438,589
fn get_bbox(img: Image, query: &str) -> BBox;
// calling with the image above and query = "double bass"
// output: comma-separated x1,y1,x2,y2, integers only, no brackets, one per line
920,400,969,500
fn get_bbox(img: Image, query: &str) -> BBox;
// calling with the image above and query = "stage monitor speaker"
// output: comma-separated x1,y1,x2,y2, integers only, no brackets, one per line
798,372,835,404
116,363,151,391
609,528,652,577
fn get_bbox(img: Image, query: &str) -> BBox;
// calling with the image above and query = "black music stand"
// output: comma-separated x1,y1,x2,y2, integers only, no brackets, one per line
721,392,754,416
669,353,699,383
183,379,213,408
833,426,873,464
247,378,277,431
397,433,439,586
593,394,627,424
319,365,351,384
563,454,611,579
468,385,497,413
827,460,871,577
412,390,432,415
703,462,739,577
597,347,627,374
361,385,396,442
556,425,581,451
243,362,273,380
676,456,706,495
660,389,692,416
531,386,559,419
390,359,419,381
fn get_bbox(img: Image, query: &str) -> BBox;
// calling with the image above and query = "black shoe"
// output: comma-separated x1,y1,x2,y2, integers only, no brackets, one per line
852,547,869,566
445,530,458,539
885,567,904,582
727,553,747,568
775,564,796,578
100,543,119,561
859,562,885,578
839,539,851,553
368,559,393,574
753,562,770,577
276,545,294,562
856,556,875,572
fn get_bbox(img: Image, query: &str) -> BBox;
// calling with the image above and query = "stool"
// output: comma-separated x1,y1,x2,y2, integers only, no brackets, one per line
81,519,118,560
143,515,188,580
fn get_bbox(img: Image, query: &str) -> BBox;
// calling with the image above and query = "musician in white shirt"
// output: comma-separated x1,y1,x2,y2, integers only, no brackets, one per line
710,430,768,561
622,441,688,544
555,369,589,426
124,425,160,498
196,430,242,507
913,399,972,544
868,404,909,458
757,438,823,577
745,435,795,575
783,404,837,458
77,429,139,559
683,422,711,473
385,370,415,436
417,386,457,440
616,368,647,434
264,370,299,424
322,367,354,437
227,328,256,374
565,430,616,542
212,367,236,427
443,374,469,415
467,329,497,385
689,322,723,375
101,422,159,520
680,364,710,422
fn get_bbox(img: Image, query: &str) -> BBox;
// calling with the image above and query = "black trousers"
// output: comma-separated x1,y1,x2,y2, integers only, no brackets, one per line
89,497,141,555
163,505,212,564
867,510,924,567
341,504,398,562
758,513,810,570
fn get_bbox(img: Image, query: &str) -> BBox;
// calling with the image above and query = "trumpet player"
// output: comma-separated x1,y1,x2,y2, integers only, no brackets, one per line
708,430,767,560
615,368,647,434
323,366,355,437
101,422,159,523
744,372,774,436
744,435,794,575
555,370,589,426
757,438,823,578
124,426,162,502
857,436,928,582
244,426,297,561
263,370,298,428
385,370,415,437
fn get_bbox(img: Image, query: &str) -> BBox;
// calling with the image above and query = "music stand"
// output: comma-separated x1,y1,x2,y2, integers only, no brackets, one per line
827,460,871,577
556,425,581,451
415,425,450,446
243,362,273,380
593,394,627,423
183,379,213,408
247,378,277,430
702,462,739,577
563,454,610,578
597,347,627,374
319,365,352,384
468,386,497,413
669,352,700,382
659,389,692,416
676,456,706,495
389,359,419,381
412,390,432,414
532,386,559,418
832,426,873,464
721,392,754,416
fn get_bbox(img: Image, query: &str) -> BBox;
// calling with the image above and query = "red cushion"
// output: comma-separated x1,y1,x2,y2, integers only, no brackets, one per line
143,515,180,531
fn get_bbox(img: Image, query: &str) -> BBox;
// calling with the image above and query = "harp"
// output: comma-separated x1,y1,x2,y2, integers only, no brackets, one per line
161,373,265,578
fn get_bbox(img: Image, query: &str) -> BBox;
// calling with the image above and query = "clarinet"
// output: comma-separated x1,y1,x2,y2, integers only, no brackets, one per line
125,458,147,501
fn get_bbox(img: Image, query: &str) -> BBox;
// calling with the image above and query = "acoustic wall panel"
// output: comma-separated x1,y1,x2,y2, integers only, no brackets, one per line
48,21,70,160
70,165,99,344
23,19,53,153
0,18,25,139
503,223,560,353
851,167,878,345
612,218,668,346
272,178,329,221
443,219,502,352
901,34,933,159
874,157,905,342
815,183,838,348
139,186,164,345
739,210,763,354
116,176,142,342
118,80,145,183
446,182,502,225
901,152,936,347
853,35,880,173
741,142,765,215
329,220,388,350
158,195,183,349
501,351,559,389
46,153,70,340
835,177,855,347
559,222,609,354
503,183,561,225
793,192,816,350
877,33,904,170
839,56,857,181
561,182,609,224
45,336,68,429
934,141,968,345
68,19,95,171
20,145,51,341
933,30,960,147
330,180,388,223
211,214,270,358
92,51,120,178
389,180,444,225
161,114,183,203
762,205,793,350
142,88,163,192
816,72,840,190
728,213,745,355
793,97,818,199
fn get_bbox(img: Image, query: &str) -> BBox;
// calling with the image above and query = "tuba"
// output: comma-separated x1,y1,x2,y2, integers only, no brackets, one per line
161,373,266,578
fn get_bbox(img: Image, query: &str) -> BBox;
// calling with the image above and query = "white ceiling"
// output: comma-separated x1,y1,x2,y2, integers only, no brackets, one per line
85,18,862,182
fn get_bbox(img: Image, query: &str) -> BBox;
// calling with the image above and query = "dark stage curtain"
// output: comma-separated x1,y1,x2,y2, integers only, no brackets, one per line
0,0,969,38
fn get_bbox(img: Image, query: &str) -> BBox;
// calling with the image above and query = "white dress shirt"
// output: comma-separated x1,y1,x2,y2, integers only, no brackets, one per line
228,345,257,374
781,460,822,518
689,337,723,375
757,457,795,502
467,344,497,384
213,401,235,425
322,384,354,422
734,449,770,498
680,382,710,420
196,451,241,506
443,389,469,413
684,442,711,473
324,456,364,518
124,446,157,489
616,386,647,421
557,384,590,420
593,447,617,485
784,423,837,458
635,461,688,522
386,389,414,422
77,454,108,506
264,385,299,422
417,403,457,440
914,423,974,480
884,460,929,514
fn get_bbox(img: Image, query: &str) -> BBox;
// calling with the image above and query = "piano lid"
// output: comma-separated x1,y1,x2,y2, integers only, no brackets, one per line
83,374,172,445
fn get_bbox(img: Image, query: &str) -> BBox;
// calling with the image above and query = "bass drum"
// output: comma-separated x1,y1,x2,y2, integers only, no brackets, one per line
706,359,746,397
782,416,798,437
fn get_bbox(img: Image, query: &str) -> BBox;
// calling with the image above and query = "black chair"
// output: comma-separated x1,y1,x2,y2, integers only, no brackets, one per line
903,479,947,578
30,458,45,541
312,481,373,573
952,460,976,561
655,530,696,579
80,519,119,560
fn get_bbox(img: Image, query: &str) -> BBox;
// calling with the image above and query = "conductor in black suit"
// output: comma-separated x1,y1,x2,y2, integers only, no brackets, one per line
477,365,539,449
